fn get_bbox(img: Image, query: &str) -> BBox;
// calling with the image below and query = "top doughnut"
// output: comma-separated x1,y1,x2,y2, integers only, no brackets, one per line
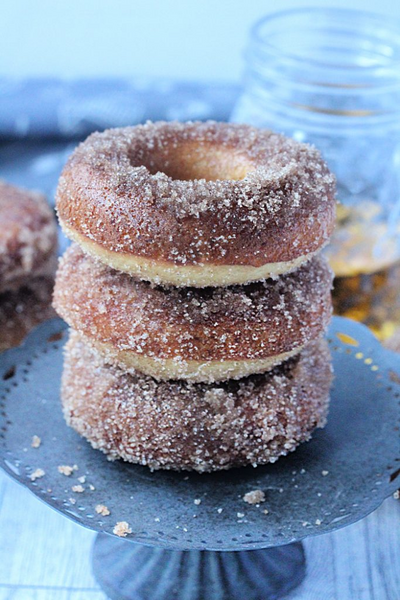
56,121,336,287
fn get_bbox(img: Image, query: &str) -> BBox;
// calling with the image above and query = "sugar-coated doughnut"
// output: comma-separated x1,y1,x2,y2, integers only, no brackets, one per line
0,181,58,293
62,332,332,472
0,278,55,352
56,121,336,287
53,244,333,382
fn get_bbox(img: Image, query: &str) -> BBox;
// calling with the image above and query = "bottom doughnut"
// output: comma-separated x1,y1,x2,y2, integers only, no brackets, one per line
62,332,333,472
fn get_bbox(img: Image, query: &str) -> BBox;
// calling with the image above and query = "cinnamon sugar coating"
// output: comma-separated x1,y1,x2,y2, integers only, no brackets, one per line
53,244,333,381
0,181,58,293
61,332,332,472
56,121,336,286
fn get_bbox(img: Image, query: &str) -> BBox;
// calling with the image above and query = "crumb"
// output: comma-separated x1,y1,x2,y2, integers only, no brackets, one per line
394,490,399,500
113,521,132,537
58,465,78,476
263,509,269,515
30,468,45,481
217,508,223,514
315,519,322,525
237,512,245,518
300,468,306,474
71,484,84,493
31,435,41,448
243,490,265,505
154,517,160,522
322,470,329,476
302,521,309,526
89,484,95,491
69,497,76,505
78,476,86,484
194,499,201,505
95,504,110,516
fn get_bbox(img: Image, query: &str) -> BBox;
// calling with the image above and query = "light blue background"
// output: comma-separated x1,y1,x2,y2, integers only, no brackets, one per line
2,0,400,82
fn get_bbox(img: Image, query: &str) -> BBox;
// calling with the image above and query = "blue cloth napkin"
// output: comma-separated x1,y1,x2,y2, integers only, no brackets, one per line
0,78,239,139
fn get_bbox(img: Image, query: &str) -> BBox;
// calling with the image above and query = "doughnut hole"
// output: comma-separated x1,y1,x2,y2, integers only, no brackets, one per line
130,142,255,182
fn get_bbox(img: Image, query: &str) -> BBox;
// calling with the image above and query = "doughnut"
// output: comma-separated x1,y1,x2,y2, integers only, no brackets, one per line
0,181,58,294
62,332,333,472
0,278,55,353
56,121,336,287
53,244,333,383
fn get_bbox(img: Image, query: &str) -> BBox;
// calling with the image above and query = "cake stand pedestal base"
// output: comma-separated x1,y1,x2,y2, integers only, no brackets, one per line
92,534,306,600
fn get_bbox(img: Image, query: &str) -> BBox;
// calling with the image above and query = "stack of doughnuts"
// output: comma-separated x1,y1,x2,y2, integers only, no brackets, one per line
0,181,57,294
54,121,336,472
0,181,57,351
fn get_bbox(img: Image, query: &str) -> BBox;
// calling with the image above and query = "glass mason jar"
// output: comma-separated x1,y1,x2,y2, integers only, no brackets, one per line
231,8,400,340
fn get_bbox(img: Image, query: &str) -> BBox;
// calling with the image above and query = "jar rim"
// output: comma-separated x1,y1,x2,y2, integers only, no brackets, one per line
251,7,400,73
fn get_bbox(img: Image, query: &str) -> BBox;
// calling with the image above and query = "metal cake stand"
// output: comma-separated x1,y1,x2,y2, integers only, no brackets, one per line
0,316,399,600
